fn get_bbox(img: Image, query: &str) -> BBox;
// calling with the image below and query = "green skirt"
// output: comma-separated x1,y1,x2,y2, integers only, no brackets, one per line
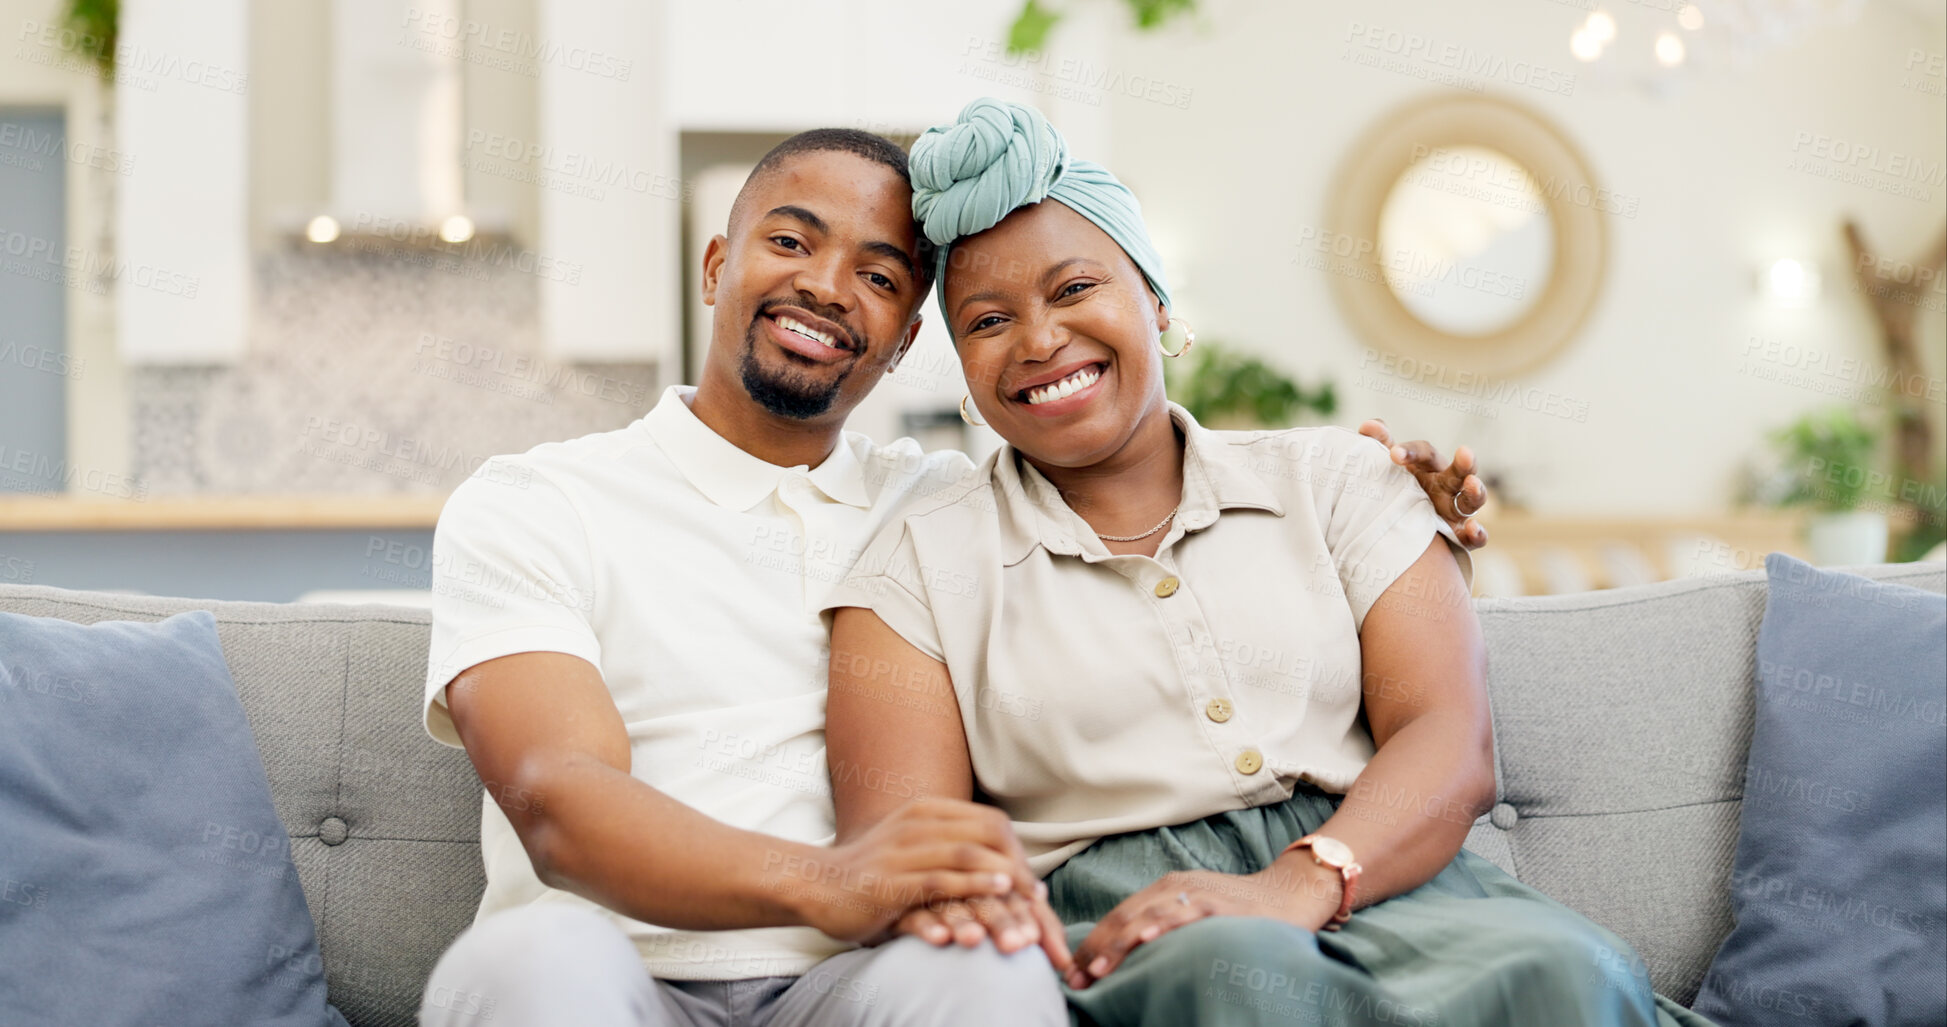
1047,786,1718,1027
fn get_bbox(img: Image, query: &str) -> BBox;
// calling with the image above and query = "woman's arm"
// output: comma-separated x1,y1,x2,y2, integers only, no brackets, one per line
1268,533,1494,909
1070,535,1490,983
826,606,1073,970
826,606,978,839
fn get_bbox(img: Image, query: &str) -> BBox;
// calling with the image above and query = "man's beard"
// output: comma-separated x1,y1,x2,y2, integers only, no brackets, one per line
739,305,858,420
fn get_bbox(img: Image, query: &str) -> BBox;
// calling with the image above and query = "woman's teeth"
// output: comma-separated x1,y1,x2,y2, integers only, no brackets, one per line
1024,367,1101,406
777,316,841,349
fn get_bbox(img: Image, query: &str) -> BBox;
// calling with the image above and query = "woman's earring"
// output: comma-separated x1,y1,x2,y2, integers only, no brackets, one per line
1159,317,1196,358
960,394,987,427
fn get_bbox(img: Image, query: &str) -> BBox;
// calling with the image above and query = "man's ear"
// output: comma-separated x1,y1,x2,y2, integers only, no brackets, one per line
700,234,729,306
886,315,923,373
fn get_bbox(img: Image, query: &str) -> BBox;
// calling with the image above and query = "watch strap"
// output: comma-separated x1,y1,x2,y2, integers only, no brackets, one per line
1282,833,1362,930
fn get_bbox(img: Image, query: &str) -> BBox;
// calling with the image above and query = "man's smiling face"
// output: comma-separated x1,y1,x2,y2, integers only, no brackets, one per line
701,148,928,424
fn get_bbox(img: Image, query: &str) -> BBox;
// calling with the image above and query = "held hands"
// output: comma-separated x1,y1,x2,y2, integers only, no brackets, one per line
1065,856,1345,990
794,798,1065,966
1358,419,1489,550
890,883,1073,973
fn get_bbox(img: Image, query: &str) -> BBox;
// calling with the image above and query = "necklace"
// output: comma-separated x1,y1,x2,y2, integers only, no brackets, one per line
1096,505,1181,543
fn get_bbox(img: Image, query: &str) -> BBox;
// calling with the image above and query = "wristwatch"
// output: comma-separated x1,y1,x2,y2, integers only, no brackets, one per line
1283,833,1361,930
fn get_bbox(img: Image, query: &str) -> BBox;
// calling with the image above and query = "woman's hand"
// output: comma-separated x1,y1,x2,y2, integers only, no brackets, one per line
888,885,1075,975
1067,862,1344,989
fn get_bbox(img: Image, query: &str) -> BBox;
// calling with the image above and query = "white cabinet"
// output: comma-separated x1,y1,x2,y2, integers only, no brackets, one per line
536,0,679,362
665,0,1057,133
116,0,249,364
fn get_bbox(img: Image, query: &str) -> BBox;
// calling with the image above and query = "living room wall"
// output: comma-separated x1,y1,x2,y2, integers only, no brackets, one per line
1106,0,1946,515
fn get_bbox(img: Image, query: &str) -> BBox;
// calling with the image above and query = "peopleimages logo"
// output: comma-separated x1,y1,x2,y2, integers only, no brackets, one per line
1405,144,1640,218
0,340,84,379
346,214,584,285
298,417,534,489
463,131,690,203
959,37,1194,110
1358,349,1591,423
1729,868,1932,936
0,445,147,499
400,6,633,81
0,120,136,175
413,333,649,407
1698,970,1823,1020
13,19,248,94
1341,22,1577,96
0,227,200,297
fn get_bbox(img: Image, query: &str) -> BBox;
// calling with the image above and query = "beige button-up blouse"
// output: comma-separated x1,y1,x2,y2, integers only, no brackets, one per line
824,405,1473,875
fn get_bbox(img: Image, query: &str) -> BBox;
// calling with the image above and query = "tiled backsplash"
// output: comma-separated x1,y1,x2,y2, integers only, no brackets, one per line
131,242,661,495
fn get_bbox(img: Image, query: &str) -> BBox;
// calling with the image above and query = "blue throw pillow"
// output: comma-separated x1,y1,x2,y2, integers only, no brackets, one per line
0,610,346,1027
1694,555,1946,1026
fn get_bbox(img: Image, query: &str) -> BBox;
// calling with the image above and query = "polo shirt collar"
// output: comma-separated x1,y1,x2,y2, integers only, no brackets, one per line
993,402,1285,562
640,386,871,511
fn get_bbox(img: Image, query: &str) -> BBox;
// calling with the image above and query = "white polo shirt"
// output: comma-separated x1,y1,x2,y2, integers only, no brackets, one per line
824,405,1473,876
422,385,973,981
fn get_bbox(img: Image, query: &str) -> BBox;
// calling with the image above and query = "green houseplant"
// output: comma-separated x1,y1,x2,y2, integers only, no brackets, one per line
1008,0,1195,53
1760,406,1892,565
57,0,117,77
1163,342,1336,430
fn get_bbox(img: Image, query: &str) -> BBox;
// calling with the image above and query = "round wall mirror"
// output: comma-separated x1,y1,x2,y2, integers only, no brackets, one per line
1378,145,1556,336
1325,95,1606,376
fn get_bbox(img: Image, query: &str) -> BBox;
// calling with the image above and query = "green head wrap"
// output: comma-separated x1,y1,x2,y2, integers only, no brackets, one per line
908,97,1171,328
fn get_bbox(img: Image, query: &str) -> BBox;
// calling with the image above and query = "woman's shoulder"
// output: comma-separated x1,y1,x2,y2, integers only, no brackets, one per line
843,448,1007,607
1199,422,1404,496
1206,421,1384,458
864,444,999,521
853,443,1007,559
851,436,988,516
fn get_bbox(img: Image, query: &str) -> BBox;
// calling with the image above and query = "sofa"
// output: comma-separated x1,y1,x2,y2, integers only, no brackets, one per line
4,558,1941,1026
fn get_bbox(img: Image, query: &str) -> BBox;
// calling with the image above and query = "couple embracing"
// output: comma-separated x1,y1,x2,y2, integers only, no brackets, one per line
418,98,1711,1027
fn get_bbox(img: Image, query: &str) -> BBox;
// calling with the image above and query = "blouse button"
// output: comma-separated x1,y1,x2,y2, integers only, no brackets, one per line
1154,576,1180,598
1234,749,1263,775
1205,698,1233,723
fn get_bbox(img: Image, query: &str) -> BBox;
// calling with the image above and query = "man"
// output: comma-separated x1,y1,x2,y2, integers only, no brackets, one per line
417,129,1488,1027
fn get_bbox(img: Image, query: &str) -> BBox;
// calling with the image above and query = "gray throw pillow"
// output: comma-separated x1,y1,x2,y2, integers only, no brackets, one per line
0,610,346,1027
1693,554,1946,1026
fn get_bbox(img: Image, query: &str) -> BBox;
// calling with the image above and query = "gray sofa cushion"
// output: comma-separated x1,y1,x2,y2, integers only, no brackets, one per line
1460,561,1946,1006
0,609,345,1027
1692,556,1946,1025
0,586,480,1027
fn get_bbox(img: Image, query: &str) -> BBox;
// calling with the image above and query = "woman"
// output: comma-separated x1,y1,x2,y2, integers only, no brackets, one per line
822,99,1712,1027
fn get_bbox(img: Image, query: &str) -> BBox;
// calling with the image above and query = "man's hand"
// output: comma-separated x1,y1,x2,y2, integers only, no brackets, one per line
788,798,1045,946
1067,863,1343,989
1359,418,1489,549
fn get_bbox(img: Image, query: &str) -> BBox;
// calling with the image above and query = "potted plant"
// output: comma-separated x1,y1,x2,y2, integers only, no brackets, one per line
1759,407,1890,566
1163,342,1336,430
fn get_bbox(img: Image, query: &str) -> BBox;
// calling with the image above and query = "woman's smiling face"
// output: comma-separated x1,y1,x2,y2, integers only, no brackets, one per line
943,199,1171,468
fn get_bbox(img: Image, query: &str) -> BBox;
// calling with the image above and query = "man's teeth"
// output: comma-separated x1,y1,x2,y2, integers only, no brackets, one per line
1024,367,1101,406
778,316,841,349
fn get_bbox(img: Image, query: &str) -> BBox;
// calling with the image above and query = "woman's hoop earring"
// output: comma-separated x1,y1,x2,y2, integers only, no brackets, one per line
960,394,987,427
1159,317,1196,358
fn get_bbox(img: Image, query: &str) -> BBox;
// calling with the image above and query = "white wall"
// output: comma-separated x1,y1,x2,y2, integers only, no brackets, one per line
10,0,1937,508
1104,0,1945,515
116,0,250,365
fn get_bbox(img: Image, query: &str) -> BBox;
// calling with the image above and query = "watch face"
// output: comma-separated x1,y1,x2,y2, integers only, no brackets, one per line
1309,836,1354,867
